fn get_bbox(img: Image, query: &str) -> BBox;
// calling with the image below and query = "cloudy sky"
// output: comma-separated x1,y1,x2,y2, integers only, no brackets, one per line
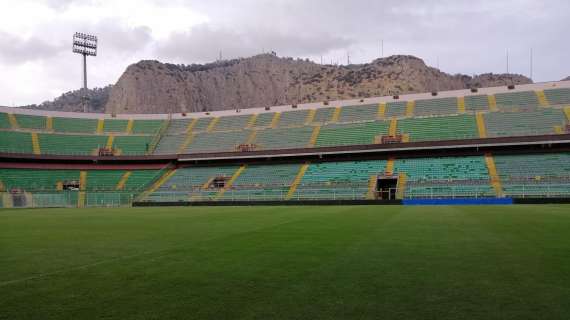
0,0,569,106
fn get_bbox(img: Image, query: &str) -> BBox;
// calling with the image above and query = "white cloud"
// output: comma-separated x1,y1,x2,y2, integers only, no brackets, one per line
0,0,568,106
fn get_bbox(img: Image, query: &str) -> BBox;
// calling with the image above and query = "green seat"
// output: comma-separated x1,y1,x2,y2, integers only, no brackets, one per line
53,117,97,133
131,120,164,134
278,110,310,128
39,133,107,155
464,95,489,112
255,127,314,150
544,88,570,106
214,115,250,131
414,97,458,116
484,108,564,137
104,120,128,133
113,136,153,155
338,104,377,122
494,91,539,111
385,101,407,117
398,114,478,142
16,114,46,130
0,131,33,153
316,121,389,147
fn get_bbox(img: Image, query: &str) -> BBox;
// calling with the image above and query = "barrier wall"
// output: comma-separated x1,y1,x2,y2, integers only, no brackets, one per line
403,198,513,205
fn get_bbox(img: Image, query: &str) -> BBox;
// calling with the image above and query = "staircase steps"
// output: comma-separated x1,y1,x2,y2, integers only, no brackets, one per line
305,109,316,125
485,153,504,197
31,132,41,155
96,119,104,134
270,113,281,128
457,97,466,113
330,107,342,123
405,101,415,117
487,95,498,112
476,112,487,138
206,117,219,132
126,119,134,134
215,165,246,199
536,90,549,107
286,163,310,200
377,102,386,120
307,126,321,147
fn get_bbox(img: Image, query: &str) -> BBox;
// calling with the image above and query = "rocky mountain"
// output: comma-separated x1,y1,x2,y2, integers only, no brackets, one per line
563,76,570,81
23,86,112,113
105,54,531,114
25,54,533,114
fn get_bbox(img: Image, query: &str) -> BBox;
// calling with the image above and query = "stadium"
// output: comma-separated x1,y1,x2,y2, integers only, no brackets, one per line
2,2,570,319
2,81,570,206
2,81,570,318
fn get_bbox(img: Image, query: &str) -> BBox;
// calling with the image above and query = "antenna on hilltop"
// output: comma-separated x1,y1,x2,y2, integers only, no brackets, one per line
506,49,509,74
529,48,533,80
72,32,97,113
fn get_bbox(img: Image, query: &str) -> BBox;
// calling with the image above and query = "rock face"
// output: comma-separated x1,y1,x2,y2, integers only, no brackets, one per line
105,54,532,114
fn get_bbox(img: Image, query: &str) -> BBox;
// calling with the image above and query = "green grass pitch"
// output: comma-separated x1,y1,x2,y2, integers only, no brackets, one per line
1,205,570,319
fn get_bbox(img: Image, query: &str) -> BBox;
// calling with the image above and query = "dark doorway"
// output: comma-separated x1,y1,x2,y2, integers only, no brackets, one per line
376,176,398,200
210,176,230,189
10,189,27,207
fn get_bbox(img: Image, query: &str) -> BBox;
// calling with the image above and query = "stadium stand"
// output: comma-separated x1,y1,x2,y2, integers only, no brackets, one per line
16,114,46,130
103,119,129,133
312,107,336,124
464,94,490,112
184,130,250,153
39,133,107,155
294,160,387,200
385,101,407,117
3,81,570,207
494,153,570,197
0,168,161,191
113,135,154,155
252,112,275,128
277,110,310,128
484,108,564,137
316,121,389,147
148,166,240,201
392,156,494,198
414,97,458,116
255,126,315,150
0,112,11,129
220,163,301,200
214,114,250,131
131,120,164,134
163,118,193,135
544,88,570,105
0,131,34,153
2,82,570,157
494,91,539,111
190,117,212,132
397,114,478,142
154,133,187,154
53,117,98,133
0,168,80,192
338,104,377,122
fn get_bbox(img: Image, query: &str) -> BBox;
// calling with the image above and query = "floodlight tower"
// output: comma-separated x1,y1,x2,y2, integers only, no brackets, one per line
72,32,97,113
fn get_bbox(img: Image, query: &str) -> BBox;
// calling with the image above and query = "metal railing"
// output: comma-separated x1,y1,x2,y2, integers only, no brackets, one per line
0,191,135,208
2,183,570,208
